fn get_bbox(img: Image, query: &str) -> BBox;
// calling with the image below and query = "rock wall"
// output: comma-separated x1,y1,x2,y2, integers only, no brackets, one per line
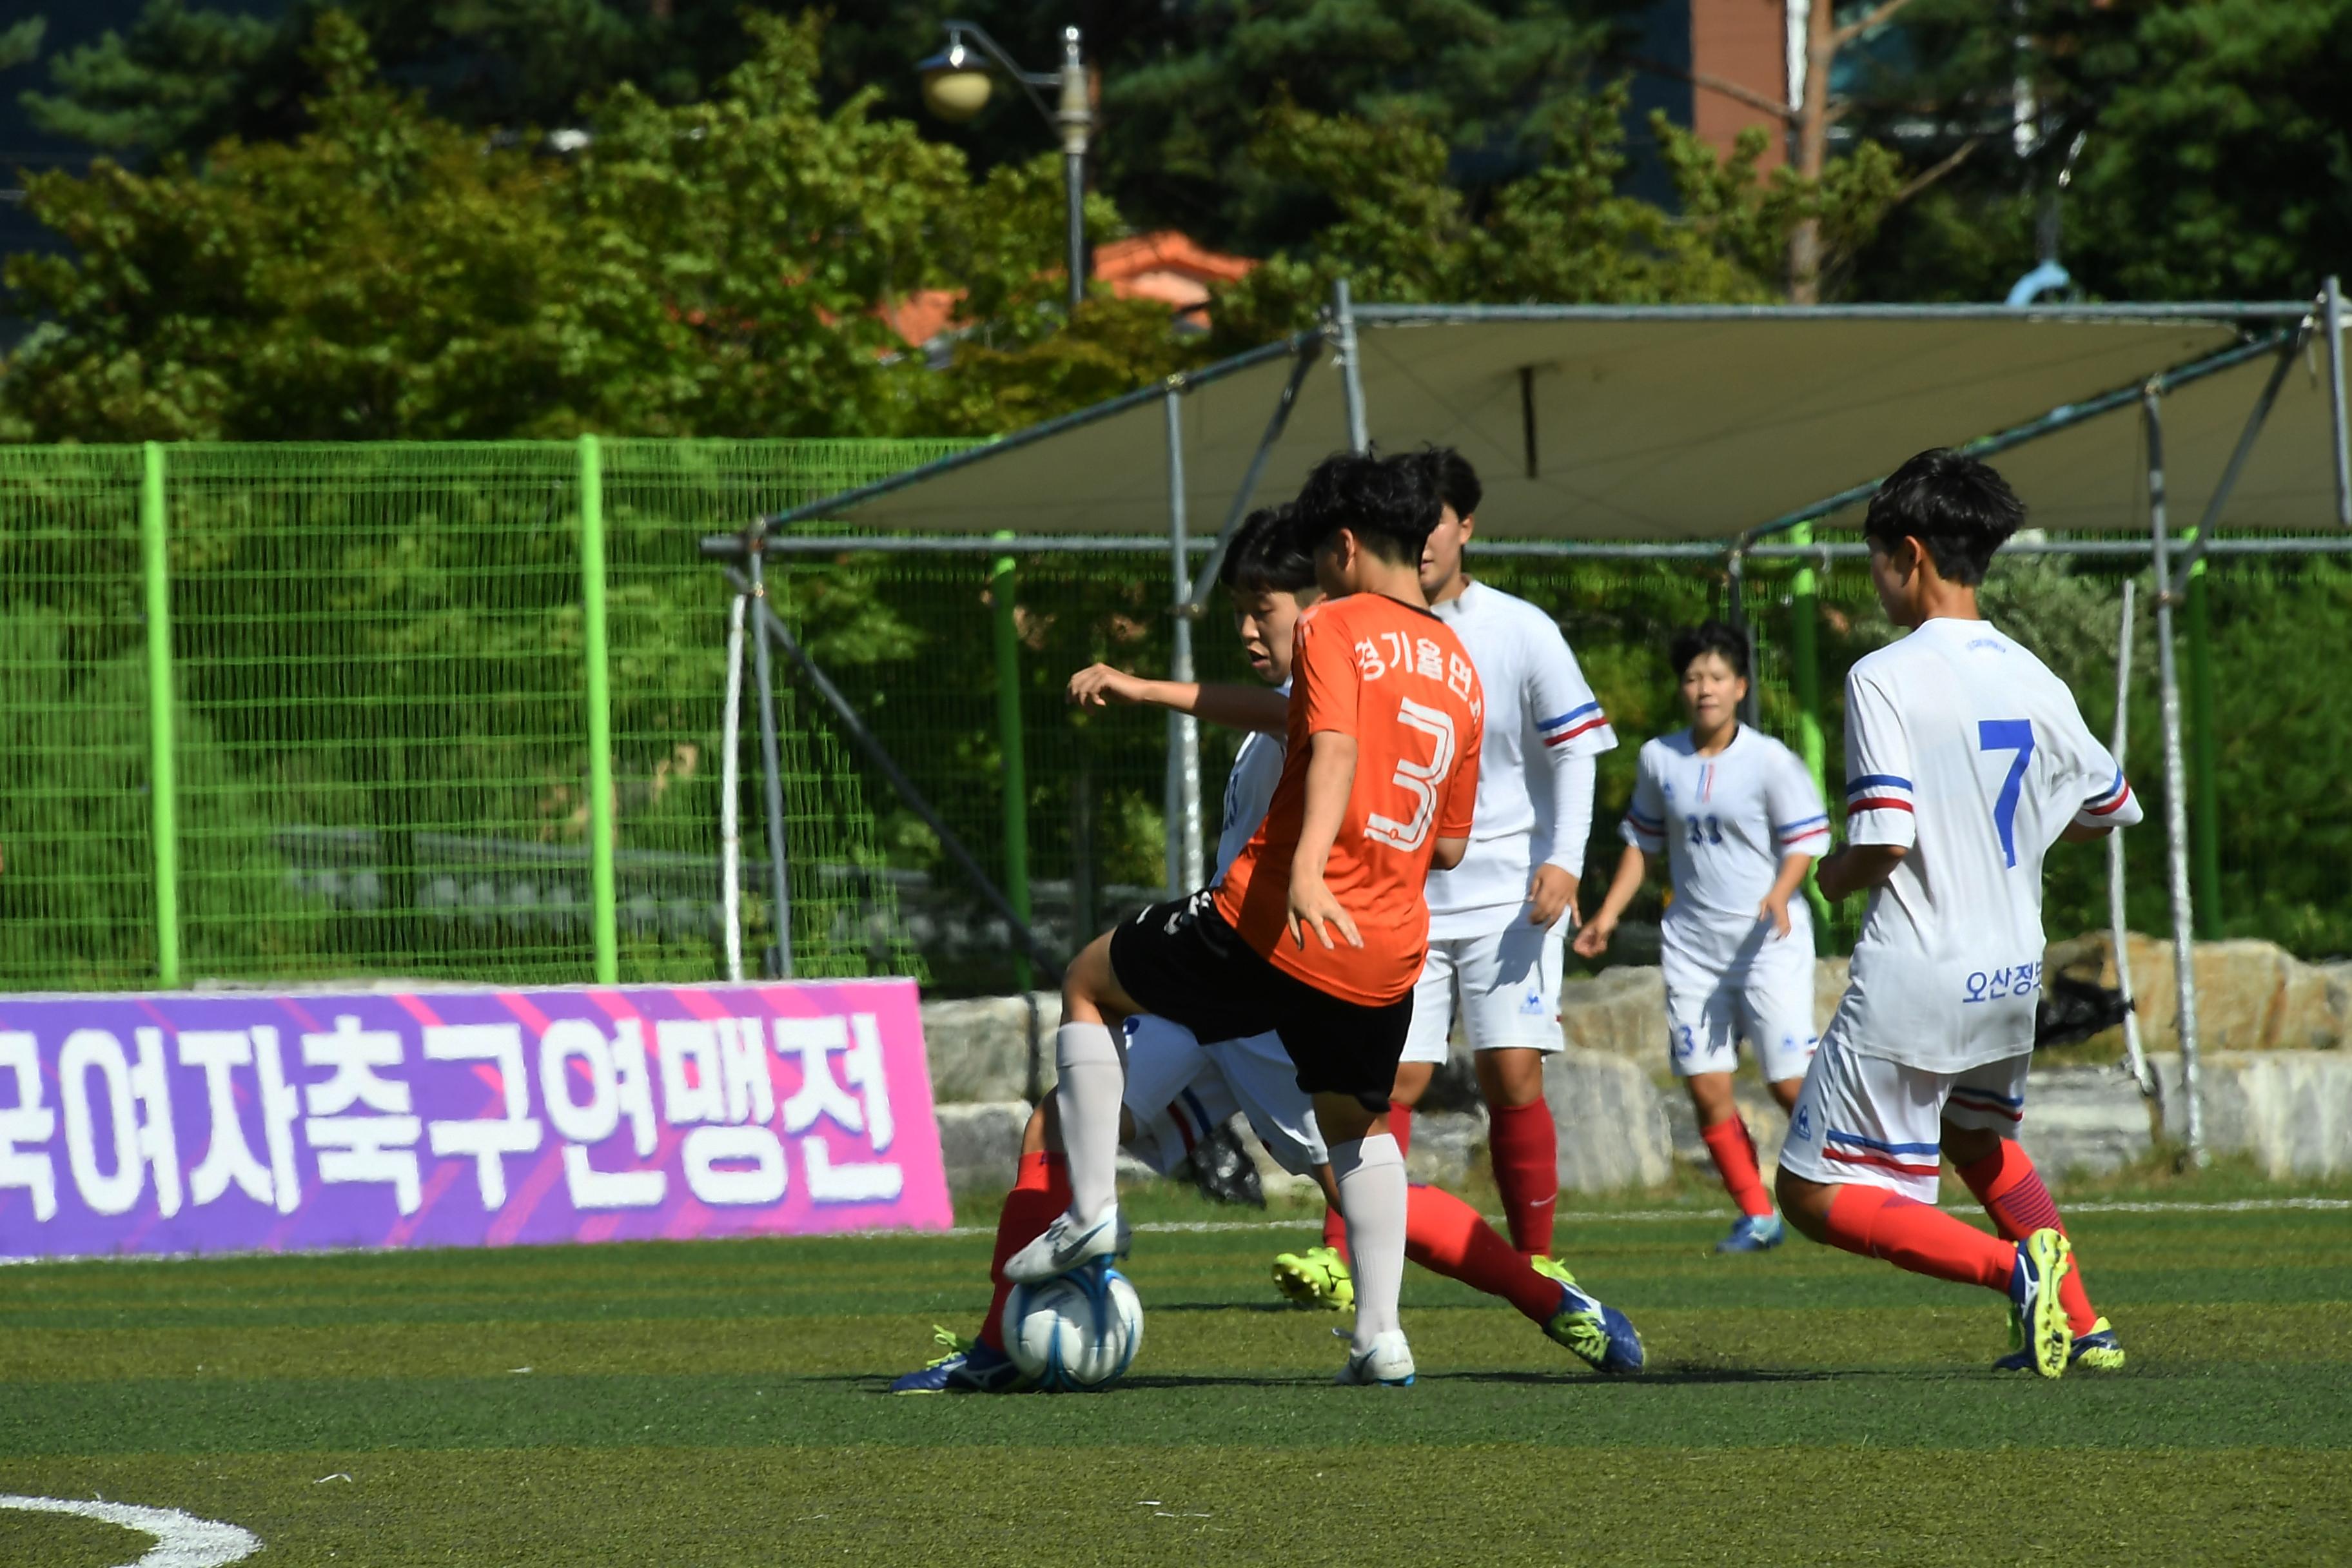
2153,1051,2352,1178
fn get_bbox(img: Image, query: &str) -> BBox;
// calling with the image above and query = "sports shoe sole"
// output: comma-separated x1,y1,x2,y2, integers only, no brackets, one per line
2022,1230,2075,1379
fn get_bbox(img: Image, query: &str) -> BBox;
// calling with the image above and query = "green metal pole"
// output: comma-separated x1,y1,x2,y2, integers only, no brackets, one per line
139,442,182,988
2184,535,2222,936
1787,522,1835,947
992,533,1034,993
580,435,619,984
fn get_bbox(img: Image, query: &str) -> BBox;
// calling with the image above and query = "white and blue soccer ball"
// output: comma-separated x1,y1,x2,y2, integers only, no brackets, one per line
1001,1265,1144,1391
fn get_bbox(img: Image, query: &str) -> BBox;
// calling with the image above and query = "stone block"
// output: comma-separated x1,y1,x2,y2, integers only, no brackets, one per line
1661,1083,1792,1175
1545,1046,1676,1192
934,1101,1032,1191
2044,934,2350,1054
1558,966,1669,1073
2016,1066,2154,1177
919,992,1059,1103
2153,1050,2352,1179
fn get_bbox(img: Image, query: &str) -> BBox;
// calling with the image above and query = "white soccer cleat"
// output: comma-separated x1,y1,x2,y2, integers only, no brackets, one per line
1333,1329,1416,1387
1003,1205,1125,1284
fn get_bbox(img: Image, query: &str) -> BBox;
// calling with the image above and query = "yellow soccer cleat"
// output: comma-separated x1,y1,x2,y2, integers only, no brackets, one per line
1271,1244,1354,1312
2004,1228,2075,1378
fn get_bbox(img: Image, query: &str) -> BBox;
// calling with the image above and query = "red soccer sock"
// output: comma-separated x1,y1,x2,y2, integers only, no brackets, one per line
1404,1183,1562,1324
1487,1099,1558,1257
1320,1103,1412,1264
977,1152,1070,1351
1699,1115,1776,1219
1821,1183,2015,1293
1957,1144,2098,1335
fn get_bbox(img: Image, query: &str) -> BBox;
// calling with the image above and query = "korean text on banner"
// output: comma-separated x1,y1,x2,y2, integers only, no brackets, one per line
0,981,952,1258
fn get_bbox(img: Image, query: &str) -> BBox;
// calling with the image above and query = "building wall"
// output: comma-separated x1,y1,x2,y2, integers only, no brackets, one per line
1690,0,1793,173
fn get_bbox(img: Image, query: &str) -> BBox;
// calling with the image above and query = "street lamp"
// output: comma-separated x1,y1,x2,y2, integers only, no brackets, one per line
917,21,1093,313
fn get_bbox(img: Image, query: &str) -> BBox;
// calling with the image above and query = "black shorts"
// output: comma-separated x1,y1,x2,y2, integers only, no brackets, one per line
1107,890,1412,1114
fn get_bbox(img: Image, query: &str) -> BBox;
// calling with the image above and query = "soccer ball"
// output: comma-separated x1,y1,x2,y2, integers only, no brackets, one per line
1000,1266,1144,1392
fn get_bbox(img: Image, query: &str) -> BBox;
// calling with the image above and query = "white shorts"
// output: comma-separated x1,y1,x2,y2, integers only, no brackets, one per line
1661,935,1818,1083
1777,1035,2033,1203
1119,1015,1326,1177
1398,919,1568,1064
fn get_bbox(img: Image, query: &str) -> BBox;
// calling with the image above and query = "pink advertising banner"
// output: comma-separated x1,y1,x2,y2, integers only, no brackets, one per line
0,980,953,1259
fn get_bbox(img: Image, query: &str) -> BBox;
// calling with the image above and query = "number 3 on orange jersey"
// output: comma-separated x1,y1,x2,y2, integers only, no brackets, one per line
1365,697,1458,852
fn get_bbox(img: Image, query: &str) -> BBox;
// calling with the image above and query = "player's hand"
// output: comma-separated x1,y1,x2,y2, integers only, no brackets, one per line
1759,889,1794,939
1527,864,1579,928
1286,875,1362,952
1814,848,1851,901
1066,663,1150,708
1571,916,1614,960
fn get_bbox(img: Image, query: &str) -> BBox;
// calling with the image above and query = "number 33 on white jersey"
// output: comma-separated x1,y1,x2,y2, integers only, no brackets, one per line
1828,619,2142,1074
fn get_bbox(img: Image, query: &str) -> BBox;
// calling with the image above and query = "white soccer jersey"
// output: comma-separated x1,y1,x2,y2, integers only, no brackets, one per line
1831,617,2142,1073
1424,580,1616,937
1622,725,1828,969
1214,682,1289,882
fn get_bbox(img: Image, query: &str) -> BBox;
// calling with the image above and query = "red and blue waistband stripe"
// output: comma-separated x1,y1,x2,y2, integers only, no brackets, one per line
1538,701,1610,747
1948,1086,2024,1121
1821,1128,1941,1177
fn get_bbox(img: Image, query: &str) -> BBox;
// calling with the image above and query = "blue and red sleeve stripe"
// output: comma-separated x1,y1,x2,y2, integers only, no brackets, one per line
1538,701,1610,748
1845,773,1914,815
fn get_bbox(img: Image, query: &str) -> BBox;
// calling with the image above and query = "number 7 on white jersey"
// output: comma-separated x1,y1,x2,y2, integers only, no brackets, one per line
1364,697,1458,852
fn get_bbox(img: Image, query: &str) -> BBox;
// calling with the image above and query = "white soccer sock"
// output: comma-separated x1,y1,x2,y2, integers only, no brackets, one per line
1331,1133,1407,1352
1054,1021,1125,1225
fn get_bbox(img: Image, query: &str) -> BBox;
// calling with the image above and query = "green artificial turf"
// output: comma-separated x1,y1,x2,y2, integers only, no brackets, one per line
3,1184,2347,1566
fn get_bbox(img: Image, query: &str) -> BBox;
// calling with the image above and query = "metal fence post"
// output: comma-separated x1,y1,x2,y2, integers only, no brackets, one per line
720,591,748,984
139,441,182,988
2144,390,2206,1165
744,533,796,979
1786,522,1834,945
1164,385,1203,894
991,533,1034,992
1333,279,1369,454
2184,536,2222,936
579,434,620,985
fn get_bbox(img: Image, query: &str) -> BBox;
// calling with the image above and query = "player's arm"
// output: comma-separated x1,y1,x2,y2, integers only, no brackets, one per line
1761,750,1830,936
1759,850,1816,936
2064,757,2142,841
1818,669,1916,905
1816,843,1905,901
1286,729,1362,950
1433,834,1469,872
1066,665,1288,735
1571,845,1647,959
1525,624,1614,926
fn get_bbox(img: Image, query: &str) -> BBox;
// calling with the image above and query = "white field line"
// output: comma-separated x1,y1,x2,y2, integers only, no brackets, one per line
6,1195,2345,1263
0,1494,260,1567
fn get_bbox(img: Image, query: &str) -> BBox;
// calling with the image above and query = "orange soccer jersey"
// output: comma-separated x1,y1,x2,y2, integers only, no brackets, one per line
1215,592,1485,1005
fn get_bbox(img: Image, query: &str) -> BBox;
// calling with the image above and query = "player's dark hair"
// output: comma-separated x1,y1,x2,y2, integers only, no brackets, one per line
1426,446,1482,520
1291,449,1441,567
1669,620,1749,681
1217,504,1317,595
1863,449,2024,586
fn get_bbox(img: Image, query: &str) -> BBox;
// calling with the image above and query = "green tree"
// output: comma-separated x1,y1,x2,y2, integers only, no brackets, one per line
1,10,1200,443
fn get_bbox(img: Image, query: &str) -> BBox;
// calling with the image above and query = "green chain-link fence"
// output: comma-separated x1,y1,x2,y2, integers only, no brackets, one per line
3,438,2345,995
0,439,948,991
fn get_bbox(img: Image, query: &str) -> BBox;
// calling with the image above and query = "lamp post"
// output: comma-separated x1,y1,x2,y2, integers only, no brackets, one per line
918,21,1092,313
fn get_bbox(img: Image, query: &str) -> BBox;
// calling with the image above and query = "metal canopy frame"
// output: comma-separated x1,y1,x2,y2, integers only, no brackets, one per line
704,278,2352,1165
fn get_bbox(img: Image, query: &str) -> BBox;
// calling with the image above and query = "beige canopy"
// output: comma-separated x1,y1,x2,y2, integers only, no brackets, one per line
750,301,2344,544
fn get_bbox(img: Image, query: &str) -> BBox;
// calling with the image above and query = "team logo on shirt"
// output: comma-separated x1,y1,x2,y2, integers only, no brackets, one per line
1792,1104,1813,1141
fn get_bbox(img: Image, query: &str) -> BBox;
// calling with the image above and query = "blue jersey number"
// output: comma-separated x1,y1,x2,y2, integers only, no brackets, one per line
1685,814,1723,847
1978,719,2035,867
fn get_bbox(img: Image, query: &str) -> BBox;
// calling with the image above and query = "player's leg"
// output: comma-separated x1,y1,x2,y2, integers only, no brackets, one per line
1402,1182,1643,1373
1776,1037,2075,1377
1943,1057,2122,1371
1459,920,1567,1258
1010,896,1251,1283
892,1099,1068,1392
1671,978,1776,1248
1708,950,1820,1253
1297,942,1449,1280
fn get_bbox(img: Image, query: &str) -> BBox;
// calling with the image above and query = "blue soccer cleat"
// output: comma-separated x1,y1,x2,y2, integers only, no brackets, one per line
1714,1213,1786,1254
1531,1256,1645,1375
1996,1315,2123,1373
890,1326,1030,1395
2006,1228,2075,1379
